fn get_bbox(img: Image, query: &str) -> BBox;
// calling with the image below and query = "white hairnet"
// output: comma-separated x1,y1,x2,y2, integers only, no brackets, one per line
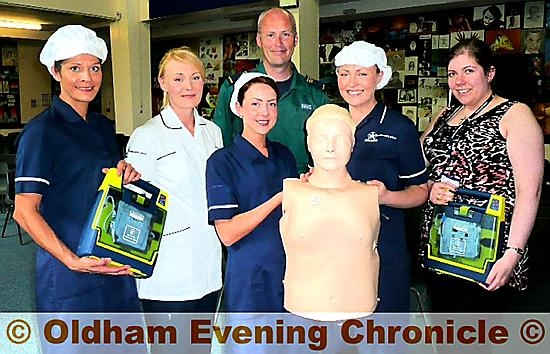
39,25,108,76
230,72,273,116
334,41,392,90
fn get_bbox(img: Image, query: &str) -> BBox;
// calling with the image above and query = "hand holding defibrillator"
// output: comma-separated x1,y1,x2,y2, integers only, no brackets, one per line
102,160,141,184
430,175,459,205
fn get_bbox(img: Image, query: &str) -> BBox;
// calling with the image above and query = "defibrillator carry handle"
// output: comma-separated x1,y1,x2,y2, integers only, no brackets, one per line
456,187,492,200
121,178,162,213
120,171,160,215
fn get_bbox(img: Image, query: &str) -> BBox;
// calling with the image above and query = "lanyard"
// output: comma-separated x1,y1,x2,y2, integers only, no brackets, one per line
446,94,495,125
435,94,495,179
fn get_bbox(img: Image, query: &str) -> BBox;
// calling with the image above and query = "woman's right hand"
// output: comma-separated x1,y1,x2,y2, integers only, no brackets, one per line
68,255,132,276
429,181,457,205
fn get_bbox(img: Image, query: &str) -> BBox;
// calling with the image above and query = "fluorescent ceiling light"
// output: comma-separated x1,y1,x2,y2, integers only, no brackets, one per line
0,19,42,30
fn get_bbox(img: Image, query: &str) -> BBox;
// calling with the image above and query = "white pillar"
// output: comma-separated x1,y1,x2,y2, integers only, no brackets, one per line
109,0,151,135
284,0,320,78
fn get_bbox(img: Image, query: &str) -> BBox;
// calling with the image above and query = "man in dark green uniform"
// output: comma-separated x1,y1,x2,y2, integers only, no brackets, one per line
214,7,328,173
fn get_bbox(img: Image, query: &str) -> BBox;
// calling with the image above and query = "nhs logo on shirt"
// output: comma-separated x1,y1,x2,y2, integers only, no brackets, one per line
364,131,397,143
301,103,313,111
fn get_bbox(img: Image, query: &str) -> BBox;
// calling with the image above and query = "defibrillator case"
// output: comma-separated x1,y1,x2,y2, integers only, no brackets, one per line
77,168,168,278
425,188,505,285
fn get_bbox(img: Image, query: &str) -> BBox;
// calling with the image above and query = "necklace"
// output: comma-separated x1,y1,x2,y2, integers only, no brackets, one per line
451,94,495,124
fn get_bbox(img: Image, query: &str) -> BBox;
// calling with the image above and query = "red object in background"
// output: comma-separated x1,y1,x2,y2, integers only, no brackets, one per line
485,29,521,54
235,59,259,73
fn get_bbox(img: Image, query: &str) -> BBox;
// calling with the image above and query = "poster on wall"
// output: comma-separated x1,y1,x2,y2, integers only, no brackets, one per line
199,36,223,84
485,29,522,54
524,1,545,28
1,44,17,66
449,30,485,47
505,2,523,29
402,106,417,125
472,4,505,30
0,41,20,127
417,77,448,132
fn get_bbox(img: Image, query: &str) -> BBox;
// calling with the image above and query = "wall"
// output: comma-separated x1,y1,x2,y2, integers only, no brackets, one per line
17,40,50,123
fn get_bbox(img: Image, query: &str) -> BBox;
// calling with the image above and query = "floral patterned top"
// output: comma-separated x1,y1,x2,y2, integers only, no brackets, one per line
419,100,528,290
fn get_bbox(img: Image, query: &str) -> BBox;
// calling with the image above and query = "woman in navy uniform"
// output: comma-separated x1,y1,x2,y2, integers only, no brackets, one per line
206,73,297,312
334,41,429,313
14,25,142,314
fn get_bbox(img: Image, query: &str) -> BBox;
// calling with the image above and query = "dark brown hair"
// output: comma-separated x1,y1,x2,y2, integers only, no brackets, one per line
237,76,280,105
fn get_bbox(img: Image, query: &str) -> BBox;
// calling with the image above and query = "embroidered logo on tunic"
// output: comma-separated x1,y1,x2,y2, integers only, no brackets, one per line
364,132,397,143
301,103,313,110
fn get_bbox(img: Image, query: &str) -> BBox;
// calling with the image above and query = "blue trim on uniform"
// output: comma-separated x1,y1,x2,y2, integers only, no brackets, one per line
15,96,140,313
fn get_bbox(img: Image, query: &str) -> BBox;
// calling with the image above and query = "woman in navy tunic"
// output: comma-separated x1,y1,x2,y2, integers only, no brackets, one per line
334,41,429,312
14,25,142,313
206,73,297,312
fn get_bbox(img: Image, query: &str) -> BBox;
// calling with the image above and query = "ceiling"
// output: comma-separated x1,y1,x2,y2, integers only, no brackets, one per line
0,0,508,41
0,4,110,32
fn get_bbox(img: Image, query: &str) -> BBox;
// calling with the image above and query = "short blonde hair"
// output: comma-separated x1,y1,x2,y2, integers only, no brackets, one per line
306,104,356,136
158,46,205,109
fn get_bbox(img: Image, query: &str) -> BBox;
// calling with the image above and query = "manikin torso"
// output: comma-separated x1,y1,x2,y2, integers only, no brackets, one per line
280,178,380,320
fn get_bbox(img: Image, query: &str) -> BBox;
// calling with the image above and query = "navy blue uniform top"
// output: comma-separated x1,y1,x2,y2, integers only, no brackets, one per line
347,102,427,312
206,134,297,312
15,96,140,313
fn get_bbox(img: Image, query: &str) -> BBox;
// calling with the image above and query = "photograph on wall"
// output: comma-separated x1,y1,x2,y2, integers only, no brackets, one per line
528,55,544,77
234,32,250,59
522,28,545,54
418,77,447,103
417,35,433,76
223,35,239,61
524,1,544,28
247,32,261,60
397,88,417,104
533,100,550,135
446,12,473,32
417,76,448,130
409,15,437,34
320,43,342,64
404,57,418,75
1,44,17,66
472,4,505,30
437,34,451,49
504,2,523,29
418,96,433,131
199,36,223,84
386,71,404,89
386,49,406,71
450,30,485,47
433,96,448,115
199,83,219,118
486,29,522,54
402,106,417,125
431,35,439,50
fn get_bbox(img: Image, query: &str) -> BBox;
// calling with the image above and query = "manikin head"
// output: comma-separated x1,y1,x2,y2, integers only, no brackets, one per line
306,104,356,172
